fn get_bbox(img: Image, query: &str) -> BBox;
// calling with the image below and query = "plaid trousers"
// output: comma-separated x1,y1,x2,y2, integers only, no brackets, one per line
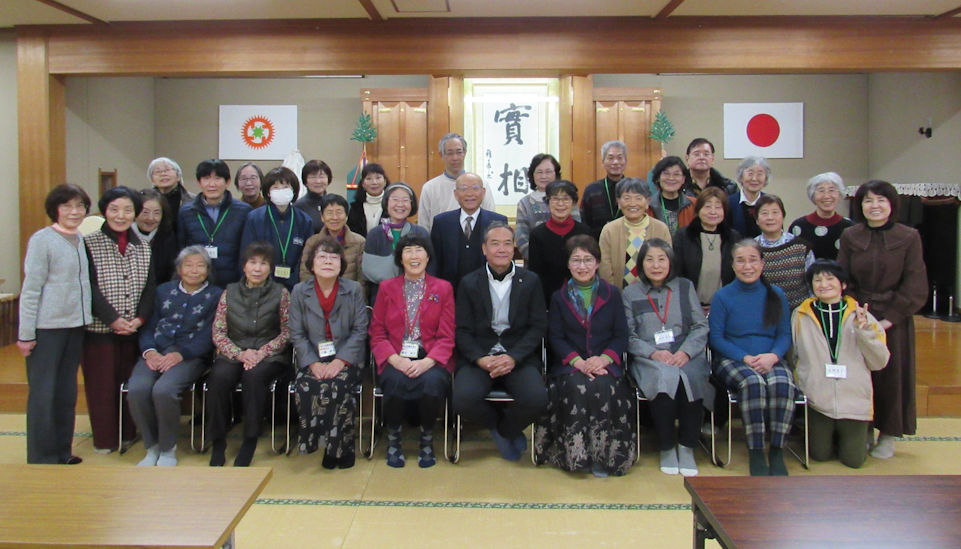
716,357,796,450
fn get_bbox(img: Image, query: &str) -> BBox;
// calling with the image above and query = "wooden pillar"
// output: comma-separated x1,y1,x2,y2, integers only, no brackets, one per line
427,75,464,179
17,32,65,258
569,74,594,191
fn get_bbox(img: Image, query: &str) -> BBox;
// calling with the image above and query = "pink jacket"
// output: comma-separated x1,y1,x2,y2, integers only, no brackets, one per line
369,274,456,374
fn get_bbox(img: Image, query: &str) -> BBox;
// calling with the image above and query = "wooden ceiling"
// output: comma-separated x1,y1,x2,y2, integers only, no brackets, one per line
3,0,961,27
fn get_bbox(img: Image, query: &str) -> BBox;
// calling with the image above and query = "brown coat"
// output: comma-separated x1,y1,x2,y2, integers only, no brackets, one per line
300,227,366,293
837,222,927,436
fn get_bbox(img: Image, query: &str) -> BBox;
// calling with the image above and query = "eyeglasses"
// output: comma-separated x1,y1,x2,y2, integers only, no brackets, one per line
444,149,466,157
569,256,596,266
388,196,411,204
315,253,341,263
533,170,555,177
549,196,573,204
456,185,483,193
238,176,259,183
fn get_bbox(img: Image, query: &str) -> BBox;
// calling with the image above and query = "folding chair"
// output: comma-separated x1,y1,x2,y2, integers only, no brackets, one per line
446,388,533,464
117,380,201,453
198,374,285,454
713,387,809,469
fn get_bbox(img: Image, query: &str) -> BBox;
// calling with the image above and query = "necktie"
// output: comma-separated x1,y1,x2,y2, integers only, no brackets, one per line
463,215,473,239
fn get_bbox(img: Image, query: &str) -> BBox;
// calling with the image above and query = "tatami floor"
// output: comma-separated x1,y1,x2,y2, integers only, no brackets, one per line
2,412,961,548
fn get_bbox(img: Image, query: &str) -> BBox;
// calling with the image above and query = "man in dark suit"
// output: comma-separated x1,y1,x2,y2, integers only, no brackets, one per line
453,221,548,461
430,172,507,292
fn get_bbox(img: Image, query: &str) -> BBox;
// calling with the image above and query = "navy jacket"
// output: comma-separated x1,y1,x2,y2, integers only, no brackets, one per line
178,191,251,285
240,203,315,291
430,208,507,291
548,278,627,377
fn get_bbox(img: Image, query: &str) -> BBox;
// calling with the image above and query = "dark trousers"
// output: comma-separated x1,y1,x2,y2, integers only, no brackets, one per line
204,356,287,441
25,327,84,464
379,365,450,431
81,332,139,449
649,382,703,451
453,361,548,439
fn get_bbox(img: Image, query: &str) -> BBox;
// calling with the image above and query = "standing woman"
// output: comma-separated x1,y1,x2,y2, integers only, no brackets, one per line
347,163,389,237
239,166,315,291
128,246,221,467
148,157,193,232
207,242,291,467
294,159,332,232
234,162,265,209
527,180,591,305
650,156,696,236
300,194,366,288
515,153,581,261
369,234,455,468
754,194,814,310
672,187,741,311
19,183,92,464
598,178,672,289
290,239,368,469
135,189,178,284
534,235,635,477
789,172,853,260
728,156,770,238
709,239,795,476
361,182,430,301
83,186,155,453
624,239,712,477
837,180,927,459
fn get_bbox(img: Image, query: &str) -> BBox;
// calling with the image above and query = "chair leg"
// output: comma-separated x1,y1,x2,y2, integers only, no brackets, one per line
634,397,642,464
529,423,536,466
118,384,125,454
365,392,378,460
356,386,363,459
451,414,462,464
285,383,294,457
269,379,284,455
192,383,203,453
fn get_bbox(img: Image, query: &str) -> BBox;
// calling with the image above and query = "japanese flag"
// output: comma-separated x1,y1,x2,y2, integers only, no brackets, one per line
219,105,298,160
723,103,803,159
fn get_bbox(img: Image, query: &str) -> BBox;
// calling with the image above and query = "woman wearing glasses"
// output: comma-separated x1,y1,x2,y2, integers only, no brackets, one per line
527,180,591,305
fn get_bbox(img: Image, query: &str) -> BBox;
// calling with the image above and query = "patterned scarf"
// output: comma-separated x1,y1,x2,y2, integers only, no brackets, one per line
565,275,600,320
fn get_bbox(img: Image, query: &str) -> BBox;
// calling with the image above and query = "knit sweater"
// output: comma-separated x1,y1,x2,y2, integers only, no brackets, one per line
514,191,581,261
709,278,791,361
788,213,853,260
19,226,93,340
756,236,813,309
140,281,221,359
85,226,155,334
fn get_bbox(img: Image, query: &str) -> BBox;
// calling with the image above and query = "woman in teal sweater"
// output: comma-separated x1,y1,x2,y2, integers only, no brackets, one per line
708,239,795,476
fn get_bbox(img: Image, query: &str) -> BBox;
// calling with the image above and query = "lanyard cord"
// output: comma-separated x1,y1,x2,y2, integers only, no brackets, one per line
267,206,295,265
815,300,846,363
646,287,672,328
602,178,622,220
197,205,231,243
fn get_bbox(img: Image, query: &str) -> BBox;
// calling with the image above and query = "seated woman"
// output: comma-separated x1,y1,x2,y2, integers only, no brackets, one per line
369,234,455,468
128,246,221,467
527,179,591,305
623,238,712,477
290,238,368,469
708,239,795,476
754,194,814,310
534,235,635,477
792,260,889,468
207,242,291,467
598,177,672,289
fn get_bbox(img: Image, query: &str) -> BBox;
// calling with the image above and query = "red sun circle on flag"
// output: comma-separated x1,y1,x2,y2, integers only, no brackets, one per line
746,114,780,147
241,116,275,149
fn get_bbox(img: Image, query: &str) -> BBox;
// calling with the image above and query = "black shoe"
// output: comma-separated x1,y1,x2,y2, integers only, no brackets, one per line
338,449,356,469
233,437,257,467
322,453,338,470
209,439,226,467
64,455,82,465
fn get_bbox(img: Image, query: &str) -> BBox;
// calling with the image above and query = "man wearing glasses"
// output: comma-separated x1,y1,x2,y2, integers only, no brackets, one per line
683,138,738,197
418,133,495,232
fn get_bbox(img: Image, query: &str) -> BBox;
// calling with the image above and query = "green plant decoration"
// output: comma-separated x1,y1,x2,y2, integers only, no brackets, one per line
650,111,675,144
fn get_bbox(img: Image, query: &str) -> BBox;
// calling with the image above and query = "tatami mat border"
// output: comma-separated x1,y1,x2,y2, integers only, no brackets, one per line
254,498,690,510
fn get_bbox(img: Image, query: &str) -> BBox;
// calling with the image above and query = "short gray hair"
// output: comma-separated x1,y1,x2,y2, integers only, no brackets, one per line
147,157,183,184
439,133,467,154
806,172,845,202
735,156,772,187
174,245,213,282
601,140,627,160
615,177,650,199
482,220,514,243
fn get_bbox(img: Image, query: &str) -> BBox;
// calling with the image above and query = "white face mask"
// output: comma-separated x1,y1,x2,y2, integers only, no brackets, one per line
269,187,295,207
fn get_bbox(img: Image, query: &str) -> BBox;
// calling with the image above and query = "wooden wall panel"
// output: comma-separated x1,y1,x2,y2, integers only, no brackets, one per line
427,76,451,179
34,17,961,76
570,75,595,190
17,34,65,260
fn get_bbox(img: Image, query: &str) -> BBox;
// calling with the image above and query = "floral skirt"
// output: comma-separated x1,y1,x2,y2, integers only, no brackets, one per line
533,371,637,475
294,366,359,457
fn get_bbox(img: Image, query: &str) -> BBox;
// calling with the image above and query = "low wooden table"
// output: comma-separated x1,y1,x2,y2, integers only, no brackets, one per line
0,465,271,548
685,475,961,549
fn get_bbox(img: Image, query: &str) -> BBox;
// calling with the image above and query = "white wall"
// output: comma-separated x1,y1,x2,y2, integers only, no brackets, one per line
0,33,19,291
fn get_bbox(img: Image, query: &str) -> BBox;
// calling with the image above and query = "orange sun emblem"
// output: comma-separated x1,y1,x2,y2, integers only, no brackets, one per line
241,116,276,149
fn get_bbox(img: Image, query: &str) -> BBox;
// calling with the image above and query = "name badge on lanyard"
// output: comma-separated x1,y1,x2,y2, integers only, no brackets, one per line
401,339,420,359
825,363,847,379
654,328,675,345
274,266,291,279
317,340,336,358
204,245,219,259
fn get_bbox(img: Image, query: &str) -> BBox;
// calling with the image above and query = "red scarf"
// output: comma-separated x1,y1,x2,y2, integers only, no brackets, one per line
805,212,842,227
117,229,128,256
546,216,575,236
314,278,339,341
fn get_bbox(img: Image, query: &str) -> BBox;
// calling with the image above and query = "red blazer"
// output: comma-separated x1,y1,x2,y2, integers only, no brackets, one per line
369,274,456,374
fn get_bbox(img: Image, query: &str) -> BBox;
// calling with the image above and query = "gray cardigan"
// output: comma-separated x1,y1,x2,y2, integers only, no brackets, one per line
19,226,92,340
289,277,368,370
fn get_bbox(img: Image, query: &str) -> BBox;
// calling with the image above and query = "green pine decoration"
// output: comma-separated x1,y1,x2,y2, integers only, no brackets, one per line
650,111,675,144
351,113,377,143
